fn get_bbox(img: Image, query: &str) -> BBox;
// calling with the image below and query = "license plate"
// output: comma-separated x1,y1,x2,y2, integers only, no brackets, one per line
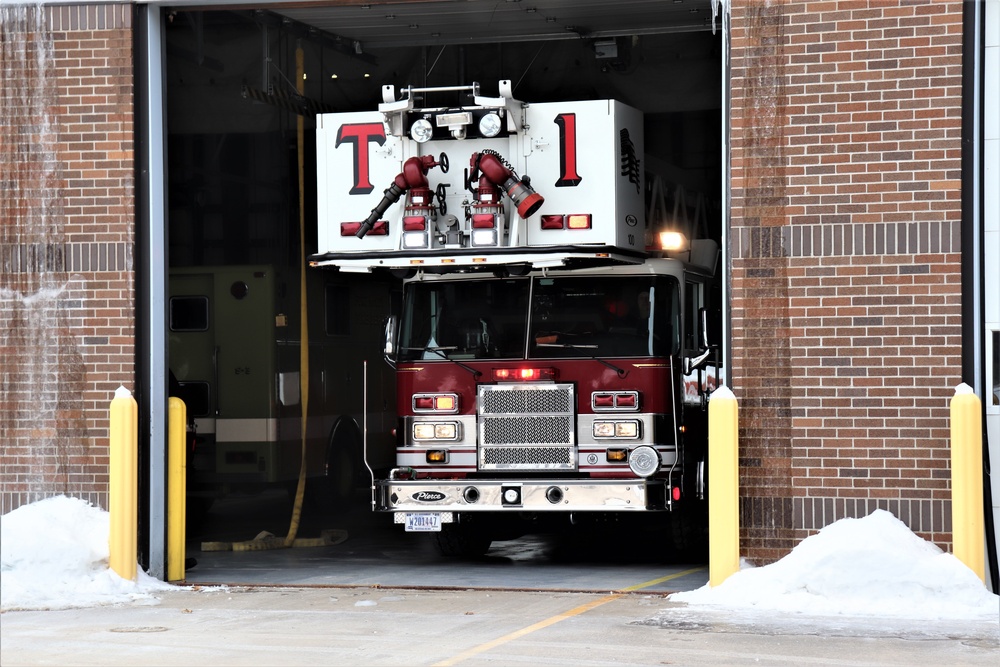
404,513,442,532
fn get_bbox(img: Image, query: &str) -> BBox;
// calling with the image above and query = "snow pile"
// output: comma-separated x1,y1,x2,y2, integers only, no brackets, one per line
2,497,996,621
1,495,175,611
670,509,998,620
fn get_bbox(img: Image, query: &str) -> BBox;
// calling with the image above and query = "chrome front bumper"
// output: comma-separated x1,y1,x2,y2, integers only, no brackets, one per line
377,478,668,513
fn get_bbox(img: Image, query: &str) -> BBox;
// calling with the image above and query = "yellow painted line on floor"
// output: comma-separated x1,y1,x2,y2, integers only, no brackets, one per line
433,567,705,667
620,566,706,592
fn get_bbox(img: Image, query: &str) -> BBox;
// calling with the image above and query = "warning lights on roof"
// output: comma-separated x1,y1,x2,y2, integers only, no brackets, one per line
470,213,498,247
659,230,687,251
492,367,557,382
402,215,429,248
540,214,592,230
472,214,496,228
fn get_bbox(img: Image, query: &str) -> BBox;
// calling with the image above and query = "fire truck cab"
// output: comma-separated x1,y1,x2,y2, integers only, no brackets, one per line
312,81,721,557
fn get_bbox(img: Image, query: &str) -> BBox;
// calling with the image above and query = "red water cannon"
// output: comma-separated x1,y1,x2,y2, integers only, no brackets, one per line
470,150,544,219
473,176,502,214
356,154,445,238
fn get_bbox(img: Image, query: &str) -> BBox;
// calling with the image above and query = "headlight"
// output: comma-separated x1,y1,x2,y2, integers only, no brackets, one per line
410,118,433,143
478,112,503,138
628,445,660,478
615,421,639,438
593,420,640,438
412,422,459,441
594,422,616,438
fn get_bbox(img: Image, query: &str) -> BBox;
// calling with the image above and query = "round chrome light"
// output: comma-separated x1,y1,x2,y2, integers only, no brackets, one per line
410,118,433,143
478,112,502,138
628,445,660,478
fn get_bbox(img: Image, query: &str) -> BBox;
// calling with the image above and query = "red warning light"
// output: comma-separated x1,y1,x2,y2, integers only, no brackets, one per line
492,367,556,381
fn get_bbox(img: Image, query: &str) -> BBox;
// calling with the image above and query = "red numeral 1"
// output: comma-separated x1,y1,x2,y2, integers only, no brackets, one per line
554,113,582,187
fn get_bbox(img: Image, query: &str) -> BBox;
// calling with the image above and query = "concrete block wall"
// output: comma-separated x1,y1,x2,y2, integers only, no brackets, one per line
1,3,135,514
729,0,965,561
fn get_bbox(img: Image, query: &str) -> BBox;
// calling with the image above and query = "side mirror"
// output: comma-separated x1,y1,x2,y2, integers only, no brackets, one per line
683,307,713,374
383,315,398,367
683,349,712,375
698,307,709,351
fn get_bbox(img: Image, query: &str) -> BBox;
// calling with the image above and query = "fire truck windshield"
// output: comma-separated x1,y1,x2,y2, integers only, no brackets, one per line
398,276,680,362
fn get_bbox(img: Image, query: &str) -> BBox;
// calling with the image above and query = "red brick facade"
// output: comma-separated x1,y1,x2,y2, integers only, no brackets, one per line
1,3,134,514
729,0,964,560
0,1,968,564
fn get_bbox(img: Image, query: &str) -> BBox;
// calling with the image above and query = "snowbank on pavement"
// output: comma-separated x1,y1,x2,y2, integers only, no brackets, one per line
669,509,998,620
1,495,174,611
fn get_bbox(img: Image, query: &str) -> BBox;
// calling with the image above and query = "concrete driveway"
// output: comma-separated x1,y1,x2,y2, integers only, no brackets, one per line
2,586,997,666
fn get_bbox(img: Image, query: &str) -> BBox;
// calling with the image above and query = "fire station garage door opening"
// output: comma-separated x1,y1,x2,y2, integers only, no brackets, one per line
164,1,724,579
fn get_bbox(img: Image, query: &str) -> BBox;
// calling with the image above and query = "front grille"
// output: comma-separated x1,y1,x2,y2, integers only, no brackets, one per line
480,387,572,414
482,446,573,469
482,416,572,445
478,383,575,471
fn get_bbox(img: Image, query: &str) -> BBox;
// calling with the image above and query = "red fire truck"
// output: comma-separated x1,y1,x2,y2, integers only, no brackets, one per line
312,81,721,557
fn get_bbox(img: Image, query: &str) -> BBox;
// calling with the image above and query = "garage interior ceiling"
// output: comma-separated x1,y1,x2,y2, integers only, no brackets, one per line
164,1,724,267
272,0,719,49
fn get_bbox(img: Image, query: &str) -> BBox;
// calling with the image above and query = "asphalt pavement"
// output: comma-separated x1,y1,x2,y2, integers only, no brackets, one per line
5,491,997,666
2,585,997,666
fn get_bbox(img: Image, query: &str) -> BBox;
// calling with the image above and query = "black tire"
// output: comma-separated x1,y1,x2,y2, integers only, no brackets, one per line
307,420,364,511
433,523,493,558
666,503,709,563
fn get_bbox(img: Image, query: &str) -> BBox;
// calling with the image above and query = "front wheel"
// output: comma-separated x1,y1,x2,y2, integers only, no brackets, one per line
307,420,364,511
433,522,492,558
666,503,709,562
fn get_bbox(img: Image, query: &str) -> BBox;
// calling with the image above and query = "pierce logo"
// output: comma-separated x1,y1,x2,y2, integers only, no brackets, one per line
413,491,447,502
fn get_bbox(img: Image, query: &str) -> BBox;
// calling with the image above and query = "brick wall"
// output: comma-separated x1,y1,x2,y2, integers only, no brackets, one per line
1,3,135,514
729,0,964,561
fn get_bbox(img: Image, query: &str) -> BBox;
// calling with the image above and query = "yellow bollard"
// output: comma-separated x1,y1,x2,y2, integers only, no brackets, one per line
708,385,739,587
950,383,985,584
108,385,138,581
167,397,188,582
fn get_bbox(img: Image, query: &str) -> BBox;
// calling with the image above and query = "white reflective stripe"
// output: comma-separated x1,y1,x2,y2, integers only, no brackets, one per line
216,418,277,442
193,417,216,435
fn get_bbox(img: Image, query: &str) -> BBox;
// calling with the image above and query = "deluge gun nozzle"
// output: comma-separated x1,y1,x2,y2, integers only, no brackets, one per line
356,155,441,238
471,151,544,219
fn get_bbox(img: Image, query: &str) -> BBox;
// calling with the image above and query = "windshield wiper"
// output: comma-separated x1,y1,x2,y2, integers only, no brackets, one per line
534,343,628,378
402,346,482,378
592,356,628,378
